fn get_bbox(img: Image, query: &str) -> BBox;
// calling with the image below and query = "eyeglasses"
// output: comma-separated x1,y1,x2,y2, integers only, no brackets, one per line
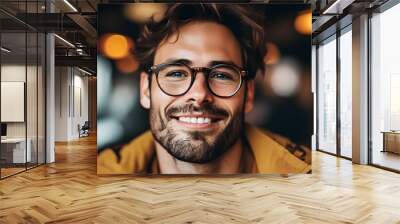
148,62,247,98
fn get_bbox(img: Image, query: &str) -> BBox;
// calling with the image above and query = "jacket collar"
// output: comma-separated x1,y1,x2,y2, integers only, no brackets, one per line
121,124,310,173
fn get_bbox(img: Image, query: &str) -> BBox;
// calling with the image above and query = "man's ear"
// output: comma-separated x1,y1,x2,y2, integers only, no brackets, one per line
244,79,255,113
140,72,151,109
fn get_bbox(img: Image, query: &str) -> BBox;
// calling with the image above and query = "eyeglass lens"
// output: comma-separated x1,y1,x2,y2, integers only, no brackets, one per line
157,64,242,97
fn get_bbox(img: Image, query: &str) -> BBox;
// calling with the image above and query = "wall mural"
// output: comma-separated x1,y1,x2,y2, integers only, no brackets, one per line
97,3,312,175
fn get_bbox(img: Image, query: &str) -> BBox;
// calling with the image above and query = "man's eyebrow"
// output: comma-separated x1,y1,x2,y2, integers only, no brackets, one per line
208,60,242,68
162,58,193,65
161,59,242,68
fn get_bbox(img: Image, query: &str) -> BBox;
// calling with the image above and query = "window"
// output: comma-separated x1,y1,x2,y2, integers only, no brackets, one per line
317,36,337,154
339,28,352,158
370,2,400,171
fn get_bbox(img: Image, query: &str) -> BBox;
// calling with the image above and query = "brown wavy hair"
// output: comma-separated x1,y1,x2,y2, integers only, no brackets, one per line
134,3,266,79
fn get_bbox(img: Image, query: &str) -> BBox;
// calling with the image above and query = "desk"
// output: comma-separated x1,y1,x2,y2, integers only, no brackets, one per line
1,138,31,163
382,131,400,154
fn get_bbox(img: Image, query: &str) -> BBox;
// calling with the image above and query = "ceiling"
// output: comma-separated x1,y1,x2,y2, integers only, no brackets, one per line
0,0,101,73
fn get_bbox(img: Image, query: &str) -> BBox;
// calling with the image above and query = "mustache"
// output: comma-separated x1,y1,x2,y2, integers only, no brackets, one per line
165,103,229,118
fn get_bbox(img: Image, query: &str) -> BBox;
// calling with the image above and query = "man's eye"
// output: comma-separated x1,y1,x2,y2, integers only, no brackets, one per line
210,72,233,80
166,71,187,78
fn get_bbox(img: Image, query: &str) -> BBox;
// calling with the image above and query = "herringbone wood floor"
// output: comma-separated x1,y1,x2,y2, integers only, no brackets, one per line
1,135,400,223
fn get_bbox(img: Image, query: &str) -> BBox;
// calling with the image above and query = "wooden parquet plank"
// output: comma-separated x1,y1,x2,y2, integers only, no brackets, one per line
0,134,400,223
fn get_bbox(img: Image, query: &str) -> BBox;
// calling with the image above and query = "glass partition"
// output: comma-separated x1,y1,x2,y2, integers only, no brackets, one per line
27,2,39,169
27,30,38,169
0,1,46,179
38,32,45,165
1,30,28,177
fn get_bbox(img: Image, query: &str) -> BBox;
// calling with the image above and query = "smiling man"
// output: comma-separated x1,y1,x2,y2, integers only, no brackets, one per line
98,4,311,174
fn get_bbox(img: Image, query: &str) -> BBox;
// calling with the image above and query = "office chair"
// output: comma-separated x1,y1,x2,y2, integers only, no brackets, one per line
79,121,90,138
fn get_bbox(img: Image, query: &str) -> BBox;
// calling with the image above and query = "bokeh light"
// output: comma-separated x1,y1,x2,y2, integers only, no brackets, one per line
264,42,281,65
124,3,167,23
100,34,133,60
109,80,138,120
97,56,112,114
270,59,301,97
294,9,312,35
116,54,139,74
98,118,124,149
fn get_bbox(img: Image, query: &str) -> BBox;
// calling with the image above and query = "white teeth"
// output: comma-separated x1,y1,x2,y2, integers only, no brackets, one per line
178,117,212,124
197,117,204,124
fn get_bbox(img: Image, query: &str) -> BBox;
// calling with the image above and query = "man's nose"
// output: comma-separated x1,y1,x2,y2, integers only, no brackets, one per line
185,72,213,105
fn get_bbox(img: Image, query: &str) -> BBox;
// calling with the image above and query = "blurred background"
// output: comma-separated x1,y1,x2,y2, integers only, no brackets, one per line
97,3,312,151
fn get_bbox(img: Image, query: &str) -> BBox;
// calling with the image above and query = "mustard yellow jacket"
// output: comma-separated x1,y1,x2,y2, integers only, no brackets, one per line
98,124,311,174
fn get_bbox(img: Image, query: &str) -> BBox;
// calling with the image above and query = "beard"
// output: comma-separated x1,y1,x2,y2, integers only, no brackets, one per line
149,102,244,164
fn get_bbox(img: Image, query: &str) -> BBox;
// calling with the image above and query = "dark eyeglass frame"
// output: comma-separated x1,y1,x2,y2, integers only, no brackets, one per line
148,62,248,98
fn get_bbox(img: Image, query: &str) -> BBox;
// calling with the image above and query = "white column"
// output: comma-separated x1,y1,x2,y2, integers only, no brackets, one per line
46,1,55,163
352,14,369,164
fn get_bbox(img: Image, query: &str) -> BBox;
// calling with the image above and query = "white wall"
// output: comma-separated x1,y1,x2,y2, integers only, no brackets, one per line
1,65,26,135
72,72,89,138
55,66,69,141
1,64,39,138
54,67,89,141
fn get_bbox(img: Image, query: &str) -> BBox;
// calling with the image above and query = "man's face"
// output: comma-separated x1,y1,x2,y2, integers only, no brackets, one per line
140,21,254,163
